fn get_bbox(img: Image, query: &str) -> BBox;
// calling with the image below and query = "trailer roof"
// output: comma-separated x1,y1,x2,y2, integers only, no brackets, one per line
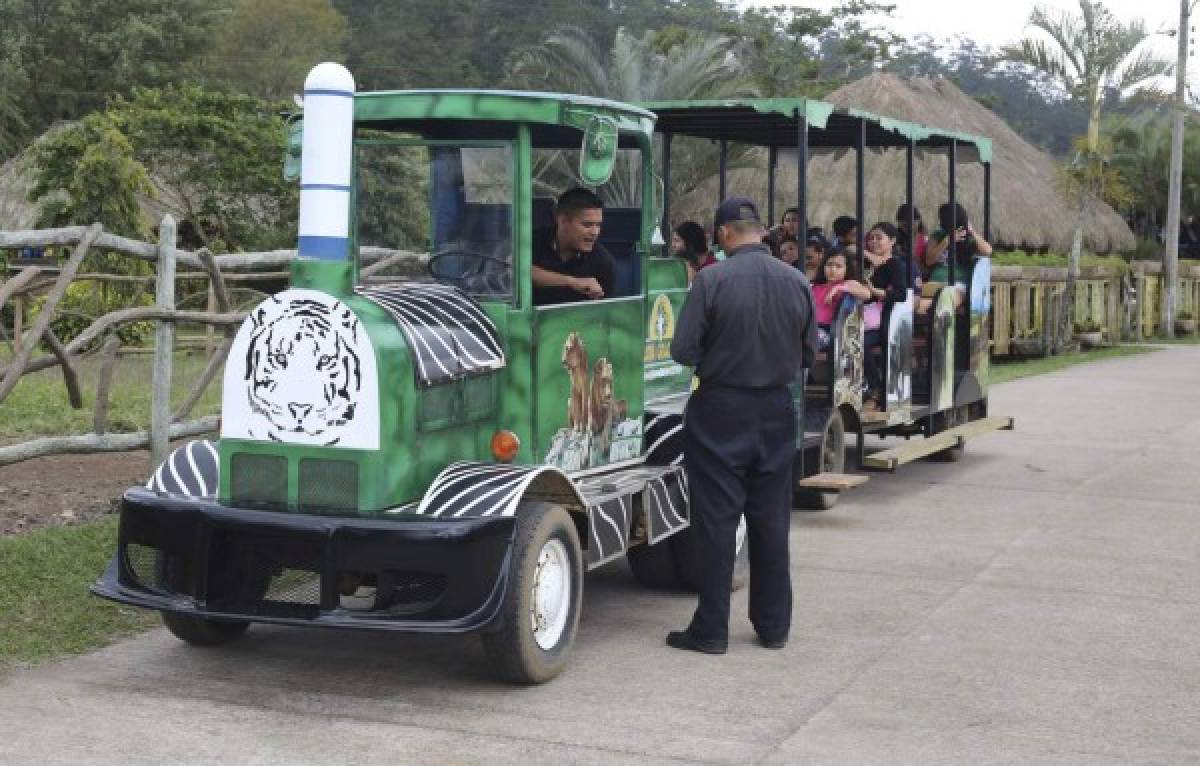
642,98,992,163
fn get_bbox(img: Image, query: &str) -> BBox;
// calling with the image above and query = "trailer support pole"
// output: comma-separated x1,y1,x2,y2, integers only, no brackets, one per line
767,145,777,226
984,160,992,242
948,140,958,287
906,140,915,287
718,139,728,203
798,113,809,247
856,119,866,274
661,132,673,244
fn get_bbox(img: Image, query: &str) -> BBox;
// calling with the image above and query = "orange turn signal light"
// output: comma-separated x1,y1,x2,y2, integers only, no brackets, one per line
491,430,520,463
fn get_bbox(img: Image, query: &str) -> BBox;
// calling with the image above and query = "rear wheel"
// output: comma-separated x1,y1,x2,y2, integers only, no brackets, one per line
794,409,845,511
161,612,250,646
627,515,749,592
483,502,583,684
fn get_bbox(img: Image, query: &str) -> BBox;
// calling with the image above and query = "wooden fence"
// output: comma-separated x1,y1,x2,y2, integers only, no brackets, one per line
991,262,1200,355
0,219,425,470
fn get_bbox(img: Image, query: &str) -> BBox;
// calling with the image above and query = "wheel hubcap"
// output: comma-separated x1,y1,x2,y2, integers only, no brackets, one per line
530,538,571,650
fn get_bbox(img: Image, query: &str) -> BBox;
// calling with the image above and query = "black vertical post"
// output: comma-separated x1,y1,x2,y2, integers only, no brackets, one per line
661,132,673,245
948,139,957,286
906,140,915,287
718,139,728,202
767,145,777,226
798,114,809,247
983,160,992,242
856,118,865,276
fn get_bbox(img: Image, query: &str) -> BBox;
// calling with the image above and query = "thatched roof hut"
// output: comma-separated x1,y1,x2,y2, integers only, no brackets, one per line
672,73,1135,253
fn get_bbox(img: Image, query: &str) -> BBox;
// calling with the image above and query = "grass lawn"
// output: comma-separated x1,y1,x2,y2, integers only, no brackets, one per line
0,350,222,443
991,344,1160,384
0,516,158,673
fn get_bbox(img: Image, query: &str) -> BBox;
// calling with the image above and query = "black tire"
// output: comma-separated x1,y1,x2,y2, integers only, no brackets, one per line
161,612,250,646
669,517,749,591
794,409,845,511
930,406,968,462
627,536,684,589
482,501,583,684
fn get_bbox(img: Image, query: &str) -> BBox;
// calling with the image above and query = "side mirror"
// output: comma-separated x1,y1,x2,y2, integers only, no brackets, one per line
579,116,617,186
283,115,303,181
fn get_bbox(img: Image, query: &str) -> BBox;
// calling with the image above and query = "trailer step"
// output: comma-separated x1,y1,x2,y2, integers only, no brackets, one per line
862,415,1015,471
795,472,869,492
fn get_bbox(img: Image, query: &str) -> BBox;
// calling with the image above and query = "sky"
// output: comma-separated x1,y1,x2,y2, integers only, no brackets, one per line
738,0,1195,83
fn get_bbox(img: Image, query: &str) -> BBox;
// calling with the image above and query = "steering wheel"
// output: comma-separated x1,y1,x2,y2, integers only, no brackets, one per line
427,248,510,295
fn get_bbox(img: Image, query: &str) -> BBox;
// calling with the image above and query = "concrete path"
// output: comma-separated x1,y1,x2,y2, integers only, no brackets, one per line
2,347,1199,765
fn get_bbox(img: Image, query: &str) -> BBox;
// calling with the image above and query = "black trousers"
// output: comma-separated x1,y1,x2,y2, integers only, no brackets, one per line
683,382,795,643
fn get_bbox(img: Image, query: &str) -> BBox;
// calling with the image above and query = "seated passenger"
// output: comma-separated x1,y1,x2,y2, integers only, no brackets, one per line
765,206,801,250
777,235,801,268
830,215,859,256
810,250,871,350
862,222,911,410
532,188,615,305
894,204,928,271
671,221,718,283
803,232,828,281
924,202,992,296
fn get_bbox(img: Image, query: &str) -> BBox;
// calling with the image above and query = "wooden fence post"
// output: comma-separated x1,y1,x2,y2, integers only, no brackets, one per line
150,216,176,468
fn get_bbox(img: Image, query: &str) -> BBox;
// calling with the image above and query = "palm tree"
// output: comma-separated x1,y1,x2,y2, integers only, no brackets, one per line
507,26,758,207
1005,0,1170,346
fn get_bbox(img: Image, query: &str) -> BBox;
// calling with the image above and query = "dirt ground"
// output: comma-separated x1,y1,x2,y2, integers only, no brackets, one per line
0,451,152,536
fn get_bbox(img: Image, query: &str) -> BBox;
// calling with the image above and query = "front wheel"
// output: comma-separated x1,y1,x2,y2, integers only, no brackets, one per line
161,612,250,646
483,501,583,684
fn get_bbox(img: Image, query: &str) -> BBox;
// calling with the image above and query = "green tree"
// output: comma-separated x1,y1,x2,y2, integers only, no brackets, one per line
1005,0,1170,344
508,25,757,205
201,0,348,101
31,86,296,252
0,0,217,147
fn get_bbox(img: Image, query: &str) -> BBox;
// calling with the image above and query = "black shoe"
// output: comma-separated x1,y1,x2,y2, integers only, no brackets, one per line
757,634,788,649
666,630,727,655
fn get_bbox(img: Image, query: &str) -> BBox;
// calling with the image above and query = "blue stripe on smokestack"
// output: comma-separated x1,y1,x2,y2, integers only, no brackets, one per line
298,235,349,261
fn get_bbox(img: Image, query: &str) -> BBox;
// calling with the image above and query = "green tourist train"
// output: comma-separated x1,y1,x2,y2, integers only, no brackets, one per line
93,64,1010,684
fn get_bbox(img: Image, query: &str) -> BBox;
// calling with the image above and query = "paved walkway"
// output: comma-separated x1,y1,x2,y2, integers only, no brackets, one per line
2,347,1199,765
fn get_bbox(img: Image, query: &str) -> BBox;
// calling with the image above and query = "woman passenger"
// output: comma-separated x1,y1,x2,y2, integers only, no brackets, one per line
895,204,927,273
803,233,826,281
924,203,992,292
777,235,801,267
672,221,717,276
861,222,911,410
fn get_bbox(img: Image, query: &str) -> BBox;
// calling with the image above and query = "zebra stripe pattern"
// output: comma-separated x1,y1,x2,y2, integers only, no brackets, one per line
584,496,630,569
644,468,688,544
644,412,684,466
415,461,581,518
356,283,504,386
145,440,219,499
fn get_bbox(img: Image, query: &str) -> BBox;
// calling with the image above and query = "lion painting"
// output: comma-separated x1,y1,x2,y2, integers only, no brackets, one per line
244,298,363,445
562,332,589,432
588,357,628,463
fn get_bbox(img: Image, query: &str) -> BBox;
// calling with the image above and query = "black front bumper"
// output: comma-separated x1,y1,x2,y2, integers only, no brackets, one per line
92,488,516,633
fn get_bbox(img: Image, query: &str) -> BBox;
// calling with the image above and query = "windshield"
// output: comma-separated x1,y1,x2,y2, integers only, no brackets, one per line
355,140,514,302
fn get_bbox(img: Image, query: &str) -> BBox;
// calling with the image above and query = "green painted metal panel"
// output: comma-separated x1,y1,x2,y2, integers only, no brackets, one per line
533,298,646,471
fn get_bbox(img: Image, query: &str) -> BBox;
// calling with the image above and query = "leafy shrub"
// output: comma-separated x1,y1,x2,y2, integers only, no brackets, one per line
30,281,155,349
991,249,1129,274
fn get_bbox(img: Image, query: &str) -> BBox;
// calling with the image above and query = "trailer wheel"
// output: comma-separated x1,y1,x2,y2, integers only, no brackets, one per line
931,406,968,462
795,409,845,511
483,501,583,684
628,515,748,592
161,612,250,646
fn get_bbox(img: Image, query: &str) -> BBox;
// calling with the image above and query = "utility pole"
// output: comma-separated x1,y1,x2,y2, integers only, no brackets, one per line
1163,0,1191,338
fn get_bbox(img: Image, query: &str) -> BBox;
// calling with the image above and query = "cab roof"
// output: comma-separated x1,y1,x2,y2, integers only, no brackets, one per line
352,89,655,148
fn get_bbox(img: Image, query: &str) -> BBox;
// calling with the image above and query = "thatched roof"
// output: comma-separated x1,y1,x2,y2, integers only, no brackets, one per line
673,73,1135,253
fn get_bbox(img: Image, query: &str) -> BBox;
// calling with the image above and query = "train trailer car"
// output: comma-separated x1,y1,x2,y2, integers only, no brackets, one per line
643,99,1013,509
92,64,743,684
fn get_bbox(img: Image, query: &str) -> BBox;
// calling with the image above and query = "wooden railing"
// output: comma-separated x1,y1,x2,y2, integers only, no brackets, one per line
990,262,1200,355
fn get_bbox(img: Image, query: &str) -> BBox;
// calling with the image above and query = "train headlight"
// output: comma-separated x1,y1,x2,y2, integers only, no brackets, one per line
490,430,520,463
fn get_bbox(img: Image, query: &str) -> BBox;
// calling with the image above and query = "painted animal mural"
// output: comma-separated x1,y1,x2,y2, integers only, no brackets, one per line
545,332,640,470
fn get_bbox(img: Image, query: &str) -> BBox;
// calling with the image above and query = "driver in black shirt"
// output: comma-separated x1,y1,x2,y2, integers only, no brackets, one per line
532,188,615,305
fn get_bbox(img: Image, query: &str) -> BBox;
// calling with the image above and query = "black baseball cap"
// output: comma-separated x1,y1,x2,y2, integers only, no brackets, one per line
713,196,762,231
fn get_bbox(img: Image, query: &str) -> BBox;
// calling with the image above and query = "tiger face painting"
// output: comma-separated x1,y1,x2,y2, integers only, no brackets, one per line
222,290,380,449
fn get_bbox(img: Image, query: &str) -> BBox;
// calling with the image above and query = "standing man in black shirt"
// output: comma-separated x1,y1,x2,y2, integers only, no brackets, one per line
667,196,817,655
532,187,615,305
